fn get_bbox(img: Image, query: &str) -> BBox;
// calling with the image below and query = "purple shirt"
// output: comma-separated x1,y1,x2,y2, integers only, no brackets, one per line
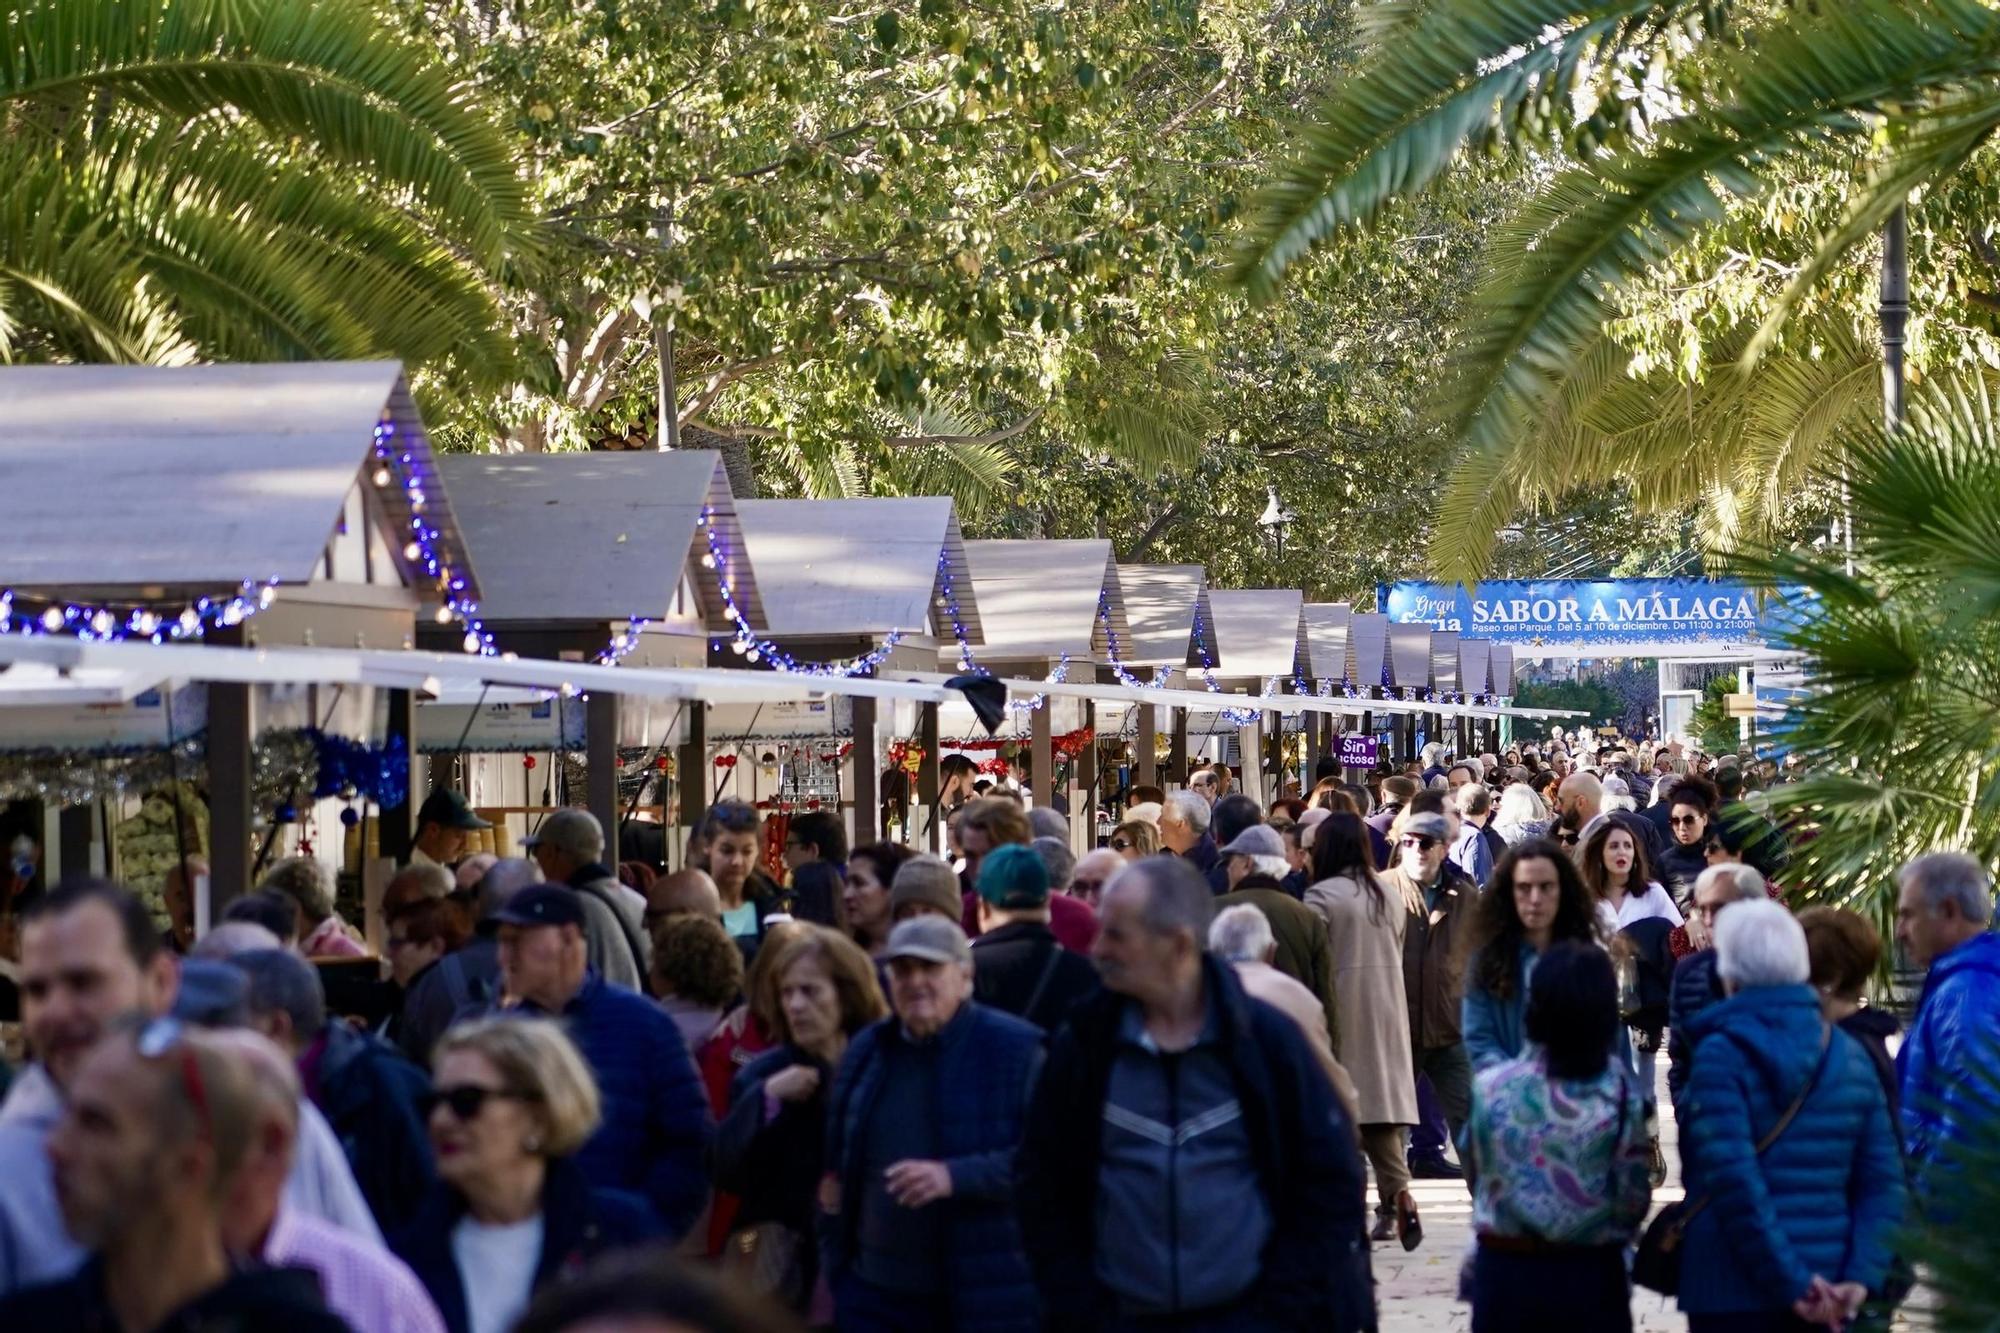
264,1206,446,1333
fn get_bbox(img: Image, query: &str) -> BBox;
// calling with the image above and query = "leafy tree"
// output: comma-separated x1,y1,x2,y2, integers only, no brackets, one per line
1509,678,1624,743
1231,0,2000,577
1686,673,1743,754
0,0,530,398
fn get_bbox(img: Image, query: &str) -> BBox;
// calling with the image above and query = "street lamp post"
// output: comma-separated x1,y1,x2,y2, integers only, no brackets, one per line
1258,485,1296,562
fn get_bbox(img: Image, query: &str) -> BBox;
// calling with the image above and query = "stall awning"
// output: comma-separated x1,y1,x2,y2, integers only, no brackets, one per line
1204,590,1307,679
959,540,1128,663
735,497,982,644
1115,564,1208,668
1303,603,1352,681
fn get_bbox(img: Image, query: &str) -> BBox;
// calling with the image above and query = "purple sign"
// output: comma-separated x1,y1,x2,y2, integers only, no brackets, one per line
1338,735,1379,768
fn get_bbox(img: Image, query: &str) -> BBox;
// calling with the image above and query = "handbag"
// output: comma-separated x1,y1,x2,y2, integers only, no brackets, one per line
720,1220,809,1308
1633,1026,1834,1295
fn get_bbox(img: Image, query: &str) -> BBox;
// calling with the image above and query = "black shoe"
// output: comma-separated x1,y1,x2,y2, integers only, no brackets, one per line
1408,1157,1464,1181
1648,1134,1668,1190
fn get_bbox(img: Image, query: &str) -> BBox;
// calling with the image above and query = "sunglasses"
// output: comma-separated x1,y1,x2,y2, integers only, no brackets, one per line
1401,836,1437,851
420,1083,540,1122
1670,815,1703,827
1071,878,1107,895
137,1017,212,1141
1110,838,1133,852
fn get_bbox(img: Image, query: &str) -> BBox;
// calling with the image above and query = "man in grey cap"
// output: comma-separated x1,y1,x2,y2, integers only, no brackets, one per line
1212,823,1339,1044
821,916,1044,1328
1385,809,1478,1178
521,808,648,993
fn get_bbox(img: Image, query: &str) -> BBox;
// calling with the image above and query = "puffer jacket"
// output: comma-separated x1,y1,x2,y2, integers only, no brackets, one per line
1897,930,2000,1216
1677,983,1904,1315
821,1002,1045,1332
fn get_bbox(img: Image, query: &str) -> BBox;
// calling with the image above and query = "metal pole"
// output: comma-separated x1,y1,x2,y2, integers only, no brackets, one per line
1863,203,1910,577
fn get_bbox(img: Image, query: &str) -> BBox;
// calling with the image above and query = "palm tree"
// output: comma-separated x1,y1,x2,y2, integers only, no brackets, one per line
1730,378,2000,937
0,0,532,394
1233,0,2000,579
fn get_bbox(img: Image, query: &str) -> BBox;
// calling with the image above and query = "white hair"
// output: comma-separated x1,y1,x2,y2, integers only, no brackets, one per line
1164,789,1211,834
1127,801,1163,827
1899,851,1994,927
1246,853,1291,881
1496,783,1547,826
1454,783,1492,817
1694,861,1767,904
191,921,283,959
1208,903,1274,963
1714,899,1809,989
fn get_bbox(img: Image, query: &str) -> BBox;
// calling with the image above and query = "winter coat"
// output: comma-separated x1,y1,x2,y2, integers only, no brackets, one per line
510,971,713,1241
822,1002,1046,1333
971,920,1102,1033
710,1044,832,1306
307,1018,435,1235
1677,984,1904,1315
1666,949,1724,1115
1016,955,1375,1333
1305,873,1418,1125
393,1155,663,1333
1897,930,2000,1216
569,863,649,993
1214,875,1339,1045
1387,862,1478,1051
0,1257,353,1333
398,936,501,1067
1654,841,1710,902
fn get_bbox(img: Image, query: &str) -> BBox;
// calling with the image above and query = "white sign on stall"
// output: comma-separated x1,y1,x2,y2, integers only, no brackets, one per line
0,684,207,753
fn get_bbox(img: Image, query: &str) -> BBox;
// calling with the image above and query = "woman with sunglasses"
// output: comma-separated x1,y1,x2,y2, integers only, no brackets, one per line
1107,818,1157,861
395,1019,663,1333
1658,777,1721,903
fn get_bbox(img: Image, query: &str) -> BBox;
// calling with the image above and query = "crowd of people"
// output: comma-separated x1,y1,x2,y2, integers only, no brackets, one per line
0,731,1993,1333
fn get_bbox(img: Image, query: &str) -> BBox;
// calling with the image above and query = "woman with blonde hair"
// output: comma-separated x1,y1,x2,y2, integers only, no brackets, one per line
1107,818,1158,861
393,1018,662,1333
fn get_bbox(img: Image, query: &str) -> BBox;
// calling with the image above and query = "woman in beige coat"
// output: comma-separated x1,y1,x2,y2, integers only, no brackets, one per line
1305,811,1423,1250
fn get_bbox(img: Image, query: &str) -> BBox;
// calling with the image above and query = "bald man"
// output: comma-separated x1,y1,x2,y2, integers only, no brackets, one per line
1067,849,1124,912
1555,771,1664,864
646,868,723,928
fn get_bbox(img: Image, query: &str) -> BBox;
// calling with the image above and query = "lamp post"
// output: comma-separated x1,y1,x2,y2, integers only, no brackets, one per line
1258,485,1296,561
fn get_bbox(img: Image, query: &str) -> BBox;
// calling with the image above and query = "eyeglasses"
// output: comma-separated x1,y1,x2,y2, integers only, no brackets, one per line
1071,879,1106,896
137,1017,212,1141
1400,836,1437,851
419,1084,541,1122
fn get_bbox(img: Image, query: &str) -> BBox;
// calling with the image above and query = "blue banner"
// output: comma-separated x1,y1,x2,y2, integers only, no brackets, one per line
1379,579,1810,648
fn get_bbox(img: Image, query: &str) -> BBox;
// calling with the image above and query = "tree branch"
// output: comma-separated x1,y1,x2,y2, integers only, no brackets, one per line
883,408,1043,447
1126,502,1185,562
675,354,785,428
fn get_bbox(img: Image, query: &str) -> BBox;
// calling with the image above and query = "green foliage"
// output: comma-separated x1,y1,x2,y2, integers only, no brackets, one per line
0,0,530,397
1731,377,2000,930
1235,0,2000,579
1686,673,1741,754
1509,678,1624,742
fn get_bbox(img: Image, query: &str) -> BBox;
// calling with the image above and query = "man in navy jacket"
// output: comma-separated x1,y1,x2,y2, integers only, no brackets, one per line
494,886,712,1240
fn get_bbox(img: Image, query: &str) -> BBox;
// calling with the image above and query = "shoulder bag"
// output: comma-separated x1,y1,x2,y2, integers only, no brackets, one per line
1633,1025,1834,1295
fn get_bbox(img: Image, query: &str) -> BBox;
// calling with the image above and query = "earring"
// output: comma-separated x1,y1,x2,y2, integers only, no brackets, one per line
524,1134,543,1153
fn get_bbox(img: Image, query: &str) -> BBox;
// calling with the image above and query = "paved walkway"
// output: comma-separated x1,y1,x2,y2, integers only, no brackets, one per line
1375,1058,1688,1332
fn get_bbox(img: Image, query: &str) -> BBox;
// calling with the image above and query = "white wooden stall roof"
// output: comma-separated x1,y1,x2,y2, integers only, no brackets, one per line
0,360,477,600
958,540,1129,663
1203,590,1307,678
734,497,983,643
1302,603,1352,680
435,451,761,632
1114,564,1209,667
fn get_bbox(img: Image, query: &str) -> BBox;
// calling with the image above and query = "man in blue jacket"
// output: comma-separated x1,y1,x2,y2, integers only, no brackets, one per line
822,916,1045,1333
1017,855,1374,1333
494,885,712,1240
1895,850,2000,1215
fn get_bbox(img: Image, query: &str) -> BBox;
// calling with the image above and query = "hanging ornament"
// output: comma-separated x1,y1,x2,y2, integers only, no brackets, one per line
523,754,538,770
274,802,298,825
339,807,361,828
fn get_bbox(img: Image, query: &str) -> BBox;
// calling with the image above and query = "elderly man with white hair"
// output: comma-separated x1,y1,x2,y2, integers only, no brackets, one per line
1156,788,1219,877
1208,904,1359,1125
1666,860,1770,1114
1895,850,2000,1215
1214,825,1340,1043
1672,899,1903,1329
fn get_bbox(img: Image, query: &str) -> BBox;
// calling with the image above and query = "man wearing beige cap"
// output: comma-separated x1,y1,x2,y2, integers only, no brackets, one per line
521,808,648,993
822,916,1044,1329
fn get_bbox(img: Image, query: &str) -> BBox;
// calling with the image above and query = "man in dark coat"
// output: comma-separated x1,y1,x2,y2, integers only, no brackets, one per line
1213,825,1340,1047
969,845,1100,1034
1017,856,1373,1333
1666,861,1770,1116
822,917,1045,1332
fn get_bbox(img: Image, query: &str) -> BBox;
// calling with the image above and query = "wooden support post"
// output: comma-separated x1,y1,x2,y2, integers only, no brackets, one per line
1169,709,1189,788
57,804,94,881
1031,703,1054,810
678,703,708,841
1304,710,1323,788
375,688,419,867
1136,701,1158,789
208,681,255,915
1077,701,1097,851
851,695,880,847
917,701,941,851
587,691,620,865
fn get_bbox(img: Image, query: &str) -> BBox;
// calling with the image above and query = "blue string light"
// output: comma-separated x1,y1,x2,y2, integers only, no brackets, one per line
0,580,281,644
1008,654,1070,714
373,417,492,655
698,505,911,677
1187,601,1262,725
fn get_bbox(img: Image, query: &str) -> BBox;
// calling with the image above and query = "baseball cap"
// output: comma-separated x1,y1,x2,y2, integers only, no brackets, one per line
491,884,587,930
890,855,964,920
1217,824,1285,860
881,915,972,966
1402,812,1451,842
519,807,604,860
977,843,1051,910
417,788,492,831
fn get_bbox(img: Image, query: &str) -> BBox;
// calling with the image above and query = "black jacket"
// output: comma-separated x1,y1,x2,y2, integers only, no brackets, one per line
1655,840,1710,902
0,1258,352,1333
970,920,1101,1033
711,1044,831,1238
310,1019,435,1234
392,1155,663,1333
1017,956,1375,1333
1616,915,1677,1041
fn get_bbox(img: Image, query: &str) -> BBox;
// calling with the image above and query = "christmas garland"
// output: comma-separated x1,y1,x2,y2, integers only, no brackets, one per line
938,728,1095,760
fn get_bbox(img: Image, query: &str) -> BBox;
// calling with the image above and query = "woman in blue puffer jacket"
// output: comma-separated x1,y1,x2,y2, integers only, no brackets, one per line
1677,900,1905,1331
